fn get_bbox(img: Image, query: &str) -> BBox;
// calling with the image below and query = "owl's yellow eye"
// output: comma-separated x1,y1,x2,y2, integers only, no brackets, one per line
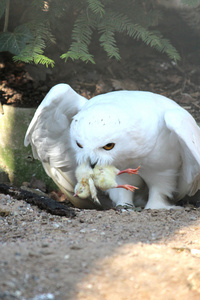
76,141,83,148
103,143,115,150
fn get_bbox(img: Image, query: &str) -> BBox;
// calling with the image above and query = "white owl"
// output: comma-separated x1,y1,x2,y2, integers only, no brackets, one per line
24,84,200,209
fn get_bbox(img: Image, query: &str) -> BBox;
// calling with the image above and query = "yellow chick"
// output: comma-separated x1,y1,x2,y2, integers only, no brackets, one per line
93,165,140,191
74,163,140,205
74,163,100,205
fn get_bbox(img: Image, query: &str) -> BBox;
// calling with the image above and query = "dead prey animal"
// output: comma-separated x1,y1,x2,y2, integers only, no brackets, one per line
74,164,140,205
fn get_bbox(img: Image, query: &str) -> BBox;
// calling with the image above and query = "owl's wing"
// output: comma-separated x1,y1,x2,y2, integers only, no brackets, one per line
24,83,93,207
164,109,200,197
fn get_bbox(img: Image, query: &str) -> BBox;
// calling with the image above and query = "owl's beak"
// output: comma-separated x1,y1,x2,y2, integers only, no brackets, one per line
90,161,97,169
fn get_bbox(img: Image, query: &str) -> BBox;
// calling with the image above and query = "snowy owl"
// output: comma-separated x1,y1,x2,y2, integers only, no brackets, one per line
24,84,200,209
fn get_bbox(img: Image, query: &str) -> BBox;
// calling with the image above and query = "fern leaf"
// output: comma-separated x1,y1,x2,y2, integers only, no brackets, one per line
33,54,55,67
11,21,55,67
87,0,105,16
61,12,95,63
13,50,55,68
181,0,200,7
99,31,120,60
103,11,180,62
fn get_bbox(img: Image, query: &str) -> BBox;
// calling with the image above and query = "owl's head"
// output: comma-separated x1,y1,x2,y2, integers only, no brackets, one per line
70,104,132,167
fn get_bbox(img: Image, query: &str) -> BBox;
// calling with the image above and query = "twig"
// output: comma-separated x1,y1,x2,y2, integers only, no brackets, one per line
3,0,10,32
0,183,76,218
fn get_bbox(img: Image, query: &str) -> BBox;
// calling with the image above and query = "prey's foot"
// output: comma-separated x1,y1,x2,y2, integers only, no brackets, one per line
117,184,139,192
118,166,140,176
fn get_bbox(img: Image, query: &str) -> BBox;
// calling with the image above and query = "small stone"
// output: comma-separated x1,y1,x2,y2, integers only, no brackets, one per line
191,249,200,257
32,293,55,300
190,215,197,220
52,223,60,229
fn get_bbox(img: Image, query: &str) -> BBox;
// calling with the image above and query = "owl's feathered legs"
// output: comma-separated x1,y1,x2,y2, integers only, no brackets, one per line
107,173,144,208
144,187,175,209
108,187,134,207
143,169,182,210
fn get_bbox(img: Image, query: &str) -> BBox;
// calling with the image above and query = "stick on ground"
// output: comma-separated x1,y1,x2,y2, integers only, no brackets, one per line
0,183,76,218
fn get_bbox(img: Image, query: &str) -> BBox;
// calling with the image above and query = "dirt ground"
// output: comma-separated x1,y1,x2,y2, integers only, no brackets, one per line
0,194,200,300
1,9,200,300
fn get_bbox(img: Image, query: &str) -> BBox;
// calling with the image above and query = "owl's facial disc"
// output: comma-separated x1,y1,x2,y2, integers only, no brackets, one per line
74,139,116,166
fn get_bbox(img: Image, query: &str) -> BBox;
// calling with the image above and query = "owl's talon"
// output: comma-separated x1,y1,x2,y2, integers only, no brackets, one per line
116,204,142,212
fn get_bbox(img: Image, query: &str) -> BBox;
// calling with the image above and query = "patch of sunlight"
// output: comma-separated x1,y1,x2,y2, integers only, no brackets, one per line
76,220,200,300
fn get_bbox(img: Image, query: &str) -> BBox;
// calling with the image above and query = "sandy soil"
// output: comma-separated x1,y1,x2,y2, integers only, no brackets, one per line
0,193,200,300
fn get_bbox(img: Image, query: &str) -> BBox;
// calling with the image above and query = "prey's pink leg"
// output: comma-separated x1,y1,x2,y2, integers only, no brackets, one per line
116,184,138,192
118,166,140,176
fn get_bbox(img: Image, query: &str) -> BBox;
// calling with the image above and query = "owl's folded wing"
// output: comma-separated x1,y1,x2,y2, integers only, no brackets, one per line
164,109,200,197
24,83,94,207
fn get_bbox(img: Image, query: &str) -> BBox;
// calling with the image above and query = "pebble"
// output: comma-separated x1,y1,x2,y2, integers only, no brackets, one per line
189,215,197,220
191,249,200,257
52,223,60,229
32,293,55,300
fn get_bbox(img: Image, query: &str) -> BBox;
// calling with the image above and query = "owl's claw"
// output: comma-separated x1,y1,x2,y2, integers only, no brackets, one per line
115,204,142,212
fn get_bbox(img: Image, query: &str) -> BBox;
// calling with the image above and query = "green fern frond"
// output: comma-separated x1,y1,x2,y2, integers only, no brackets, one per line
32,54,55,67
13,46,55,67
61,12,95,63
61,50,94,63
27,20,55,45
181,0,200,7
99,10,180,62
98,12,120,60
87,0,105,16
99,31,120,60
11,21,55,67
0,0,182,66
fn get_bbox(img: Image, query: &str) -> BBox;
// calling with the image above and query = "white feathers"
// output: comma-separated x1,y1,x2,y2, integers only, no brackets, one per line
25,84,200,209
